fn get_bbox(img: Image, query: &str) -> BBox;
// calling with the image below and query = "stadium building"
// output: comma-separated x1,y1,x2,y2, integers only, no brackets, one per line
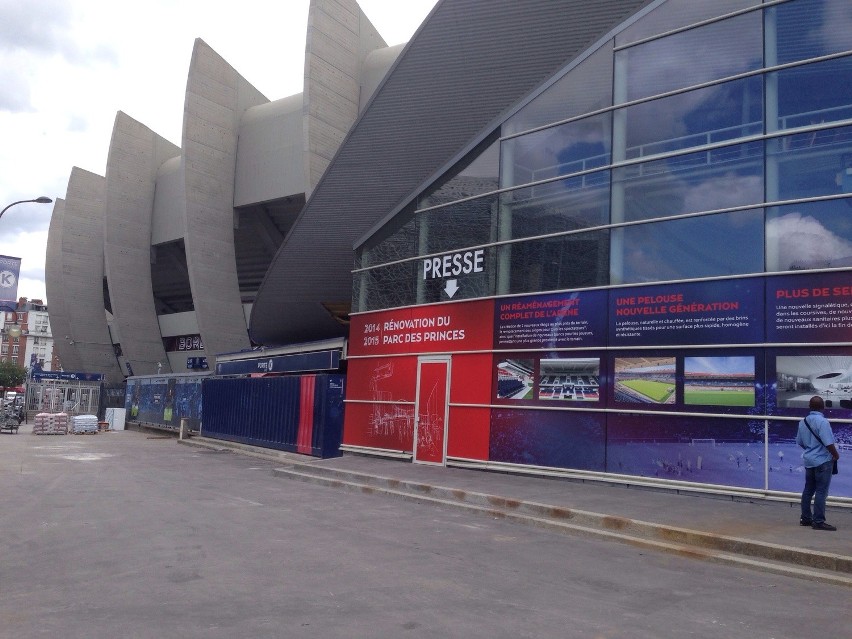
51,0,852,500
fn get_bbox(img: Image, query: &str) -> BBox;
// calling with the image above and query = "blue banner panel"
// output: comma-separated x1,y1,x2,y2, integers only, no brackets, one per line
606,413,765,490
125,376,204,427
766,271,852,343
32,371,104,382
494,289,608,349
215,350,340,376
0,254,21,305
609,278,764,347
489,408,606,471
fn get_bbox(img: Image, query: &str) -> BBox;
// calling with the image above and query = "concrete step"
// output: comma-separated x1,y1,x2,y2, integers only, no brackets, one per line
270,463,852,588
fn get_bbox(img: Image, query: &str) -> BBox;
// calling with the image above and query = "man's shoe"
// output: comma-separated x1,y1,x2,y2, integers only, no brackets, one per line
812,522,837,531
800,519,812,526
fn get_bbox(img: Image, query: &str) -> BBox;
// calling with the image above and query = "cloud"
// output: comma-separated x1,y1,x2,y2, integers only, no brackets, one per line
0,64,34,112
0,0,73,55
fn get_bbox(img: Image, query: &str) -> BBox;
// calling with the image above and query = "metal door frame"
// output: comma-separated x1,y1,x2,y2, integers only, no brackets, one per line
413,355,451,465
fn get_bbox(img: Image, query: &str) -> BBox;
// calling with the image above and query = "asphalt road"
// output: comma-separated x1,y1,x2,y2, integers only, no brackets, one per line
1,427,849,638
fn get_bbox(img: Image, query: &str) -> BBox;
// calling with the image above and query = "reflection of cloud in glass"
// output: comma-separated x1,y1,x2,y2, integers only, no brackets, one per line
766,212,852,270
683,173,762,213
624,14,759,101
814,4,852,54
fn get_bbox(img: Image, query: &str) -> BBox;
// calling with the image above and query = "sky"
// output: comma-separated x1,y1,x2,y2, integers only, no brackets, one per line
0,0,438,304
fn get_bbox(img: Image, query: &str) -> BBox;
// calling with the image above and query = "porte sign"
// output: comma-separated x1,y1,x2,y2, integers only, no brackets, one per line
423,249,484,280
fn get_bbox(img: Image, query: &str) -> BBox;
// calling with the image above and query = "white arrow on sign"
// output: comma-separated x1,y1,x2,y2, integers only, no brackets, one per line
444,279,459,298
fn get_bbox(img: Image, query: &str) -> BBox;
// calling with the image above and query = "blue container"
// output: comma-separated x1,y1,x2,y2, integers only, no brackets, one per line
201,375,345,458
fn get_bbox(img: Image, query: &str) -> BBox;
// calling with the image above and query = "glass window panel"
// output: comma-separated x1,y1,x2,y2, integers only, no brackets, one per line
358,207,417,268
421,195,496,256
617,12,762,103
504,43,614,136
622,76,763,159
359,196,496,269
766,199,852,271
615,0,754,47
499,231,610,295
499,171,610,241
354,261,419,312
774,56,852,131
612,209,764,285
613,141,763,223
774,0,852,65
768,125,852,201
417,135,500,209
501,114,611,188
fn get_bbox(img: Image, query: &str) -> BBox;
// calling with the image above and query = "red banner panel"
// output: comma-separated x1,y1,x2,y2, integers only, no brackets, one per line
447,405,490,461
350,299,494,357
450,353,494,405
342,401,414,452
346,357,418,403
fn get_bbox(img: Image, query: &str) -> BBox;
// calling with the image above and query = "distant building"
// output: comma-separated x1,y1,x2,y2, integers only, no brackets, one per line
1,297,57,372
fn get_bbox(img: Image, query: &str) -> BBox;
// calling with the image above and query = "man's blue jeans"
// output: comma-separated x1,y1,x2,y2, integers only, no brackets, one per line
801,460,834,524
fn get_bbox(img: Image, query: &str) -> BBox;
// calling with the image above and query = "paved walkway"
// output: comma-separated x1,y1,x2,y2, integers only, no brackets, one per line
178,435,851,585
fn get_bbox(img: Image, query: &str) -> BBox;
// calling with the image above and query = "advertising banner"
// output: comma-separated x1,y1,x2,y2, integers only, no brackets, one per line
349,299,494,357
0,255,21,305
766,271,852,343
609,278,764,346
494,289,608,349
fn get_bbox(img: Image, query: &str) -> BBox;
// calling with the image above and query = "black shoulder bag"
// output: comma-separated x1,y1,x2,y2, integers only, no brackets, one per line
804,417,839,475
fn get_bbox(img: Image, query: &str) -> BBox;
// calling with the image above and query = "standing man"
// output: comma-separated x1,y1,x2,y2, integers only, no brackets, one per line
797,396,840,531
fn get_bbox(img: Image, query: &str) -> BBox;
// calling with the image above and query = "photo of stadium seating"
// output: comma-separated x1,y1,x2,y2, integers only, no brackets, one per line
614,357,676,404
683,356,755,407
496,359,535,400
537,357,600,401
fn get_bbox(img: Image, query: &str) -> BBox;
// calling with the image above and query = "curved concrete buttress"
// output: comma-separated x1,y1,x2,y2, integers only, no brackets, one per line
303,0,387,196
182,39,269,360
58,168,124,381
45,197,84,373
359,43,404,113
104,111,181,375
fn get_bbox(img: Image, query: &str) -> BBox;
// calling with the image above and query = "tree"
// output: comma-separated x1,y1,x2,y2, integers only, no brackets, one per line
0,360,26,393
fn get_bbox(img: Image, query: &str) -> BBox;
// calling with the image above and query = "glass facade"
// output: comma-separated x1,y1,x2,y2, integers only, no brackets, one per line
355,0,852,313
348,0,852,497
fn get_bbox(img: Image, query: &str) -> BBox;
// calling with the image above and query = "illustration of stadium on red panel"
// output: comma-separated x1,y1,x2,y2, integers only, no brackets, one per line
349,299,495,357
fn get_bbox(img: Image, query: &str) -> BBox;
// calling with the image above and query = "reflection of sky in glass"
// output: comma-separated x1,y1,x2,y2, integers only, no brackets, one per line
766,207,852,271
503,115,610,187
505,44,613,136
620,12,761,103
623,77,762,156
685,356,754,376
615,0,752,47
619,144,764,222
776,0,852,64
617,210,763,284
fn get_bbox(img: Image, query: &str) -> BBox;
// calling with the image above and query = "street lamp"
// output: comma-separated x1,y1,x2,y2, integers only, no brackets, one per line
2,311,22,339
0,196,53,221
